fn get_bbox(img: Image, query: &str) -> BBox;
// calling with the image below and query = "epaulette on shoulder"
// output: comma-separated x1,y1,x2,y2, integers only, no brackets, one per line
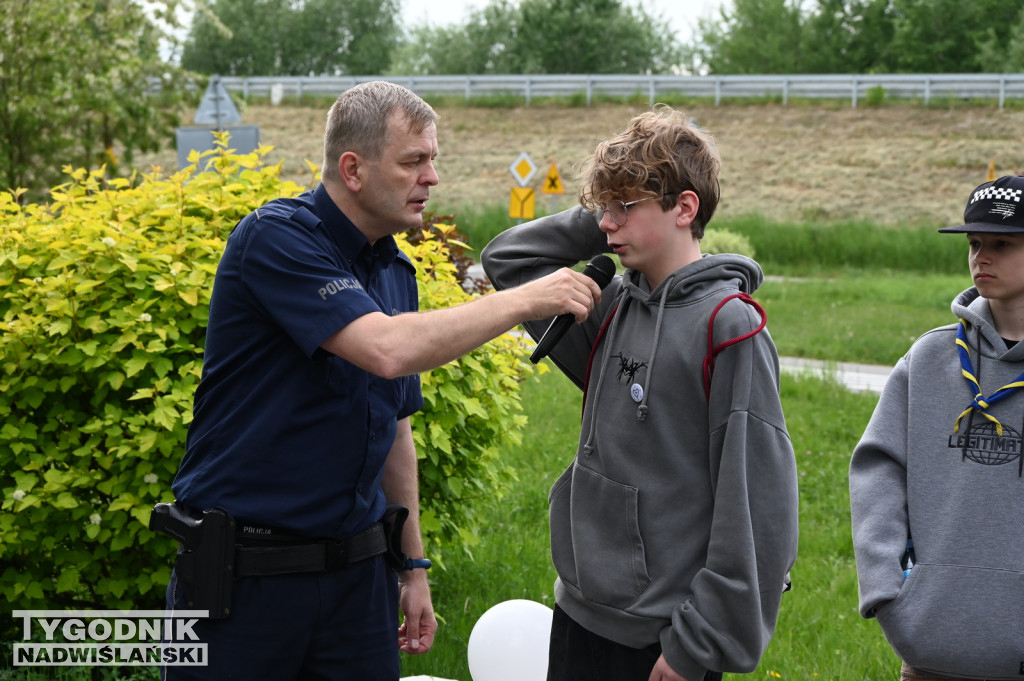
252,201,321,232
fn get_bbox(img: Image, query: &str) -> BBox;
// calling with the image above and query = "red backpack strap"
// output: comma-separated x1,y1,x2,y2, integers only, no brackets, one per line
581,305,619,419
702,293,767,402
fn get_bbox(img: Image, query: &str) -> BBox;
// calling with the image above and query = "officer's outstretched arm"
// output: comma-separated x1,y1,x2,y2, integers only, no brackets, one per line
321,267,599,379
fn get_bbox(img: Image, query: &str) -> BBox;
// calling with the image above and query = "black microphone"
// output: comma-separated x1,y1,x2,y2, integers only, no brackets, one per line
530,255,616,364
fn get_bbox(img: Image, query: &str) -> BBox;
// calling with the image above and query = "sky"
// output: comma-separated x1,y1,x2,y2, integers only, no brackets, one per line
400,0,729,45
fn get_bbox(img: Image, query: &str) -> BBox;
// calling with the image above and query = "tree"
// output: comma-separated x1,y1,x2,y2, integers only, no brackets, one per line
975,6,1024,73
391,1,523,75
0,0,184,197
799,0,895,73
517,0,681,74
691,0,1022,75
393,0,682,75
181,0,287,75
886,0,1021,72
0,143,540,624
694,0,804,74
181,0,401,76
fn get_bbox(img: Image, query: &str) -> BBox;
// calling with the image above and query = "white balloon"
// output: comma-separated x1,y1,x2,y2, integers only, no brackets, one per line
467,599,553,681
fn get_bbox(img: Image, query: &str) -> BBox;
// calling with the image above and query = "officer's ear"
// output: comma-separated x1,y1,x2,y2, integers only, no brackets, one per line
339,151,363,192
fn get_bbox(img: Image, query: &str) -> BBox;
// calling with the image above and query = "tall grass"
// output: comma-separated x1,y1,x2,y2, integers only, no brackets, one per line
401,369,897,681
441,203,968,278
719,215,965,275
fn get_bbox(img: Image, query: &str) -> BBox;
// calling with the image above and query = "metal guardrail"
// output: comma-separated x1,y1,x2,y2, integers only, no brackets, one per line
212,73,1024,108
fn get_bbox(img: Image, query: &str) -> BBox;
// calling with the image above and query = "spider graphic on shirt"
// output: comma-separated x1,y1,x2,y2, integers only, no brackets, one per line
612,354,647,384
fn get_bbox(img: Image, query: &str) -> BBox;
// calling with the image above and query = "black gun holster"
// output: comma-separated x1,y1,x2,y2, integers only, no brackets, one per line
381,504,411,571
150,502,236,619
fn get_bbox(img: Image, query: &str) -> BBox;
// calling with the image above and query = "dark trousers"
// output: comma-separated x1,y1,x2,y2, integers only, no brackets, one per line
548,604,723,681
162,555,398,681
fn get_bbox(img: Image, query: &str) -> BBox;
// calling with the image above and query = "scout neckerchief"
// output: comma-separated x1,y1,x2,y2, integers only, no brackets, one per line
953,318,1024,436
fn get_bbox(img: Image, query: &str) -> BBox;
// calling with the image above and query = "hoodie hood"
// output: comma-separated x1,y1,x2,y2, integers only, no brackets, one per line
582,253,765,452
952,287,1024,363
620,252,764,304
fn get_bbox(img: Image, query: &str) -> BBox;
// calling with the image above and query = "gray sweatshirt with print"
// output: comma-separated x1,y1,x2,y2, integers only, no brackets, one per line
850,288,1024,679
482,207,799,681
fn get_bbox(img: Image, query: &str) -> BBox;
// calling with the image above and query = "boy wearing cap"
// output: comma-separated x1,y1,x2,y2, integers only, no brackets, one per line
850,175,1024,681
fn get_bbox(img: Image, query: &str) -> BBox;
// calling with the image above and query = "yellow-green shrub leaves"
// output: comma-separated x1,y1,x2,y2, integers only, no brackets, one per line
397,223,540,564
0,136,536,613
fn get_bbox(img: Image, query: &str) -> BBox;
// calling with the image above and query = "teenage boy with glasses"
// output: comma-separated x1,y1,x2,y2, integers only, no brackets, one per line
482,105,798,681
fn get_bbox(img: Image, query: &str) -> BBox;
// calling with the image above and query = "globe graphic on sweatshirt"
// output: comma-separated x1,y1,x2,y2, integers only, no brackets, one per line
961,422,1022,466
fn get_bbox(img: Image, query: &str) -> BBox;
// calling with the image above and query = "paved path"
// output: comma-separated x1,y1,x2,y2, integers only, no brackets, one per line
779,356,890,394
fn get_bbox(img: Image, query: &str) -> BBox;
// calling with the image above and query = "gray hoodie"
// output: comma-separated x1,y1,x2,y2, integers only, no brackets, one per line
850,288,1024,679
482,207,799,680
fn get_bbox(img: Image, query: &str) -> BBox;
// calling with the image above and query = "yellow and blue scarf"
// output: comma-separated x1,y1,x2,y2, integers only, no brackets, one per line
953,318,1024,436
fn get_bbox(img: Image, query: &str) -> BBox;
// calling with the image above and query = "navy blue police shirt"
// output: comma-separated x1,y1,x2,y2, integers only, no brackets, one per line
172,184,423,540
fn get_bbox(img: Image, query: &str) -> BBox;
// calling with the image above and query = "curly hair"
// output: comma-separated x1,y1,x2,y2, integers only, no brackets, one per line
578,105,721,239
322,81,438,183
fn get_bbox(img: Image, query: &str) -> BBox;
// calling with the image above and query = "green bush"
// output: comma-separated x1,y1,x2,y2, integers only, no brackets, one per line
702,228,756,258
864,85,887,107
0,139,298,614
395,221,541,564
0,135,536,619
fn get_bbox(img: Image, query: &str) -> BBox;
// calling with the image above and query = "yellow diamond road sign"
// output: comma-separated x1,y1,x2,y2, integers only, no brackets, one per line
509,152,538,187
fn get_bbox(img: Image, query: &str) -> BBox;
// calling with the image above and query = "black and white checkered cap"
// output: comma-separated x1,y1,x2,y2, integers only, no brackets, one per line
939,175,1024,233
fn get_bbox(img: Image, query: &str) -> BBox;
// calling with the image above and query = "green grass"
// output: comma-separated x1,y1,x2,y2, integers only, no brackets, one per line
766,376,897,681
402,369,899,681
400,369,577,680
759,270,971,365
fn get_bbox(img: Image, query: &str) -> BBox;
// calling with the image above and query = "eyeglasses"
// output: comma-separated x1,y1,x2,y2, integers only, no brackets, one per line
597,195,667,226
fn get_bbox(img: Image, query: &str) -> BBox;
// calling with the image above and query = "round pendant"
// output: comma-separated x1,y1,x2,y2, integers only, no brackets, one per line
630,383,644,403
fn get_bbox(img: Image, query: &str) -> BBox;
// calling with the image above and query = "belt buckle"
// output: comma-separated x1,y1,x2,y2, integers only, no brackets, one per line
323,540,348,571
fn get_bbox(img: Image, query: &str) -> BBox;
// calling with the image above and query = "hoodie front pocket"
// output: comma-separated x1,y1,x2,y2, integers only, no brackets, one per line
878,563,1024,679
566,464,651,609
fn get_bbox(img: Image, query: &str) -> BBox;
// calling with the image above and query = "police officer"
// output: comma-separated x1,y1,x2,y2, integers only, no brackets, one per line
161,81,601,680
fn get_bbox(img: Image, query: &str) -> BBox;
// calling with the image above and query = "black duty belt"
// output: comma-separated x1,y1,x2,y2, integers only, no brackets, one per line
233,522,387,577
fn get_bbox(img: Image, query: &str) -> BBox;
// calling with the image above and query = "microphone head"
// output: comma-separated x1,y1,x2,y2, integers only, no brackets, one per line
582,254,616,290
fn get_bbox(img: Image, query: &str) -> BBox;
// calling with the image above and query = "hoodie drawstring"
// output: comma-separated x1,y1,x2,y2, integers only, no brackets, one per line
582,290,630,457
636,277,674,422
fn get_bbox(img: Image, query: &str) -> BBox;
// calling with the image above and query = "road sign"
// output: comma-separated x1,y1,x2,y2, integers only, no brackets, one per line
541,163,565,195
194,75,243,126
509,188,536,219
509,152,538,187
